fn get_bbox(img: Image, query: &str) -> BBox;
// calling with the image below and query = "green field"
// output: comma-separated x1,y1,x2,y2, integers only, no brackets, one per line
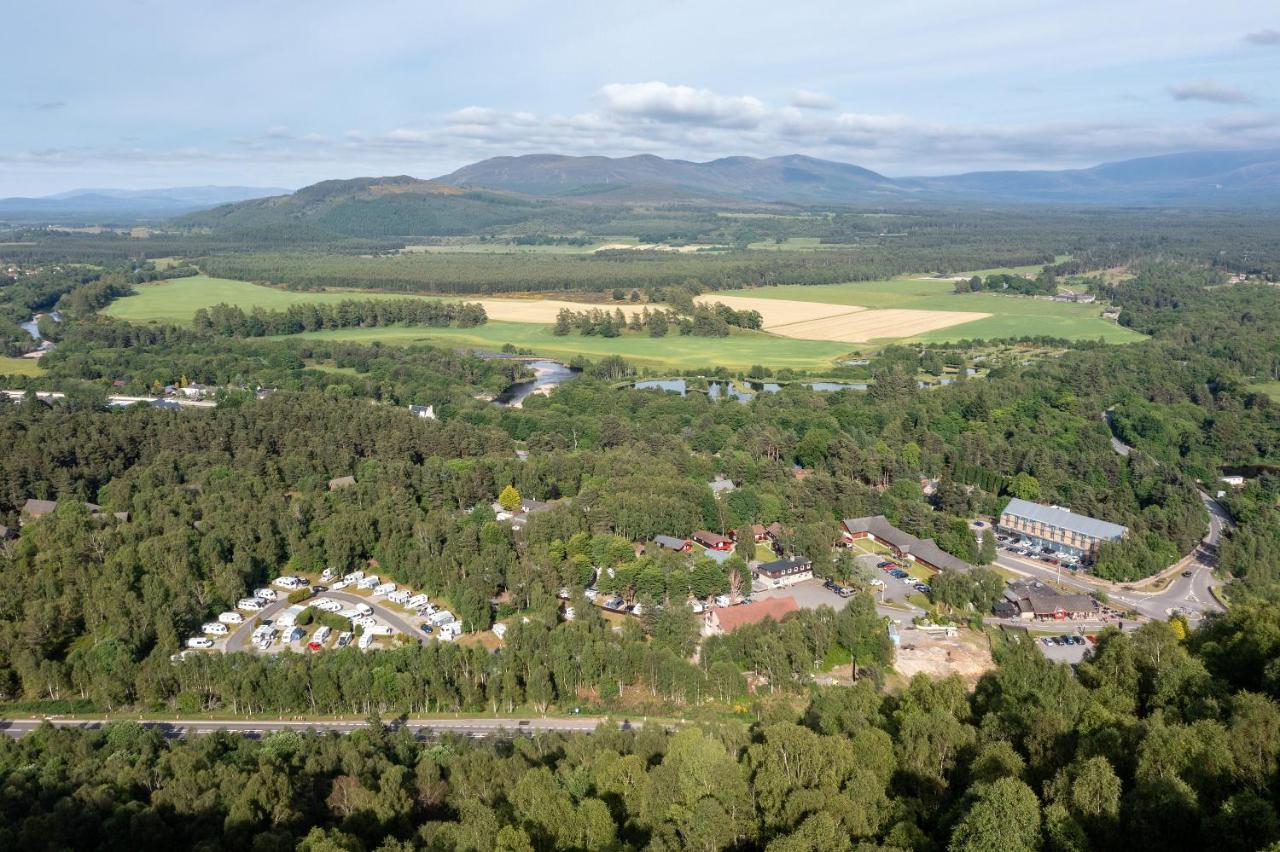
105,276,439,324
280,323,854,372
0,356,45,377
718,276,1145,344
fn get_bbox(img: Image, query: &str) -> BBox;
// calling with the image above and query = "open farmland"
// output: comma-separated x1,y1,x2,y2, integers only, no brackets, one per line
711,276,1145,344
699,294,989,343
105,275,647,326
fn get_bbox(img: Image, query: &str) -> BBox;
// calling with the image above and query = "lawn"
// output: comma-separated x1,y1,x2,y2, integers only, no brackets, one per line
0,356,45,377
1247,381,1280,401
715,276,1144,344
280,323,854,372
105,275,433,324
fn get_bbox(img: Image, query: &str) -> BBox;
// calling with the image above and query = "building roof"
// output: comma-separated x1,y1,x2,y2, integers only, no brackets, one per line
0,524,14,540
843,516,972,572
1000,498,1128,541
654,535,689,551
757,556,812,576
328,475,356,491
22,498,58,516
709,475,736,495
842,515,920,551
1026,592,1098,615
713,597,800,633
909,538,972,574
692,530,733,546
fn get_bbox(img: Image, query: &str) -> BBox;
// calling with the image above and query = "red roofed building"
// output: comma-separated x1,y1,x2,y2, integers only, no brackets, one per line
705,596,800,635
692,530,734,551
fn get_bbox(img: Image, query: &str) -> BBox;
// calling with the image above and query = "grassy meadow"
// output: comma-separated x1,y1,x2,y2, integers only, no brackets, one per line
0,356,45,377
281,323,854,372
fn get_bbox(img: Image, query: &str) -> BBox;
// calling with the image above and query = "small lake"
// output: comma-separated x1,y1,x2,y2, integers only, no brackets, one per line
495,360,581,406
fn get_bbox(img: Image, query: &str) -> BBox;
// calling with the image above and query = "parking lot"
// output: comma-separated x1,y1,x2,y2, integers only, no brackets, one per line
1033,632,1093,664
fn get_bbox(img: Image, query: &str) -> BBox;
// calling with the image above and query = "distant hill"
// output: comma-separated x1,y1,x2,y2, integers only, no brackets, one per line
437,151,1280,206
177,176,558,238
0,185,289,221
436,153,906,203
903,149,1280,204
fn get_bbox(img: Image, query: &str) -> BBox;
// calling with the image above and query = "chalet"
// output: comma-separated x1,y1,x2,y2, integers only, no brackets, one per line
841,515,971,573
692,530,733,551
328,475,357,491
755,556,813,589
749,524,769,543
705,596,800,635
654,535,692,553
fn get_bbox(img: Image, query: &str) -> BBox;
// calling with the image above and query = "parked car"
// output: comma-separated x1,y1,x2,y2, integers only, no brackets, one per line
714,595,731,608
186,637,214,649
290,627,305,642
1070,635,1085,645
307,640,323,651
837,587,855,598
420,623,435,635
1181,570,1194,578
1041,637,1054,646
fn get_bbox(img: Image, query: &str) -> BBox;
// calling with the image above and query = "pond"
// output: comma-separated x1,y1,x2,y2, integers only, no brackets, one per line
20,310,61,341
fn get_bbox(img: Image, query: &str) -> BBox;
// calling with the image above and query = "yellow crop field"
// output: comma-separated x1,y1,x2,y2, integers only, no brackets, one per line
697,294,988,342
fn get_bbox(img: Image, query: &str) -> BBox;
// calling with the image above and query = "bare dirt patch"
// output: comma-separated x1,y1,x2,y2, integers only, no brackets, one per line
892,627,995,689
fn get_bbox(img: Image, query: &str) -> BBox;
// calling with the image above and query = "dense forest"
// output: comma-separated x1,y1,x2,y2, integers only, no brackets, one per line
4,612,1280,851
4,204,1280,850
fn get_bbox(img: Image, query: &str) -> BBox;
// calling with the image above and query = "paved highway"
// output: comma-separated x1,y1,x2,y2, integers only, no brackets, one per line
0,715,614,740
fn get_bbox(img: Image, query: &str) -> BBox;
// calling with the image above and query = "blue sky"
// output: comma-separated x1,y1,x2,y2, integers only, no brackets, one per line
3,0,1278,195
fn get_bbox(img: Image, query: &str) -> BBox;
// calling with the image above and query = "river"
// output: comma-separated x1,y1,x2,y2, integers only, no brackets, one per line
495,360,581,407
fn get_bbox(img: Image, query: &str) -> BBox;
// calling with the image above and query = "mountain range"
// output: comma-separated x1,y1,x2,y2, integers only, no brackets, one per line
435,150,1280,206
0,185,290,220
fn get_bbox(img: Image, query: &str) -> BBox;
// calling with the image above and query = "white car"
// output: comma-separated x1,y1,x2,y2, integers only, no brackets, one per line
201,622,228,636
358,633,374,650
237,598,263,611
218,611,244,625
186,637,214,649
253,588,277,601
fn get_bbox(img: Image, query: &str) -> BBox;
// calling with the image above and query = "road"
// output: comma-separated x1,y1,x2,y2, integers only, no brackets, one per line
0,715,612,740
225,589,427,653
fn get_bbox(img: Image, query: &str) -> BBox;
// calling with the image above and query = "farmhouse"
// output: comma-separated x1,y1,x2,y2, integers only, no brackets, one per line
998,498,1127,560
692,530,734,551
755,556,813,589
705,596,800,635
841,515,971,573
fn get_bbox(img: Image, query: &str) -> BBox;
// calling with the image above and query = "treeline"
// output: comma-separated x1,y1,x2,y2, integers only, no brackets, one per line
192,298,487,337
954,270,1058,296
6,609,1280,850
552,302,762,338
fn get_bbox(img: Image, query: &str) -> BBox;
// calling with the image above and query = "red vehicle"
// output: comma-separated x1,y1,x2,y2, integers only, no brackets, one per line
307,640,323,651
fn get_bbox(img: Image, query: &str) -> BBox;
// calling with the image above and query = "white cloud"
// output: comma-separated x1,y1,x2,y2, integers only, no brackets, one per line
598,81,767,128
1167,79,1254,104
791,89,836,110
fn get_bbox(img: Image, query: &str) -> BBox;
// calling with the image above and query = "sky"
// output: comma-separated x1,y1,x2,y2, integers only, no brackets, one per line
3,0,1279,195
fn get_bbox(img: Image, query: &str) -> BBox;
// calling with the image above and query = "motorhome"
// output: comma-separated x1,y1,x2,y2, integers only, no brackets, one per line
218,611,244,625
237,598,263,611
201,622,228,636
253,588,277,601
186,637,214,649
406,593,429,608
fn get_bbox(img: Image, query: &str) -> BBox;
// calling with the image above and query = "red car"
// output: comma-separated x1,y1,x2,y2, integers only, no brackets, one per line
307,640,323,651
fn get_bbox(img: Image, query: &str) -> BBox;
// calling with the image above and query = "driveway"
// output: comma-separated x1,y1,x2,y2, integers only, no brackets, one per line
753,577,926,621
